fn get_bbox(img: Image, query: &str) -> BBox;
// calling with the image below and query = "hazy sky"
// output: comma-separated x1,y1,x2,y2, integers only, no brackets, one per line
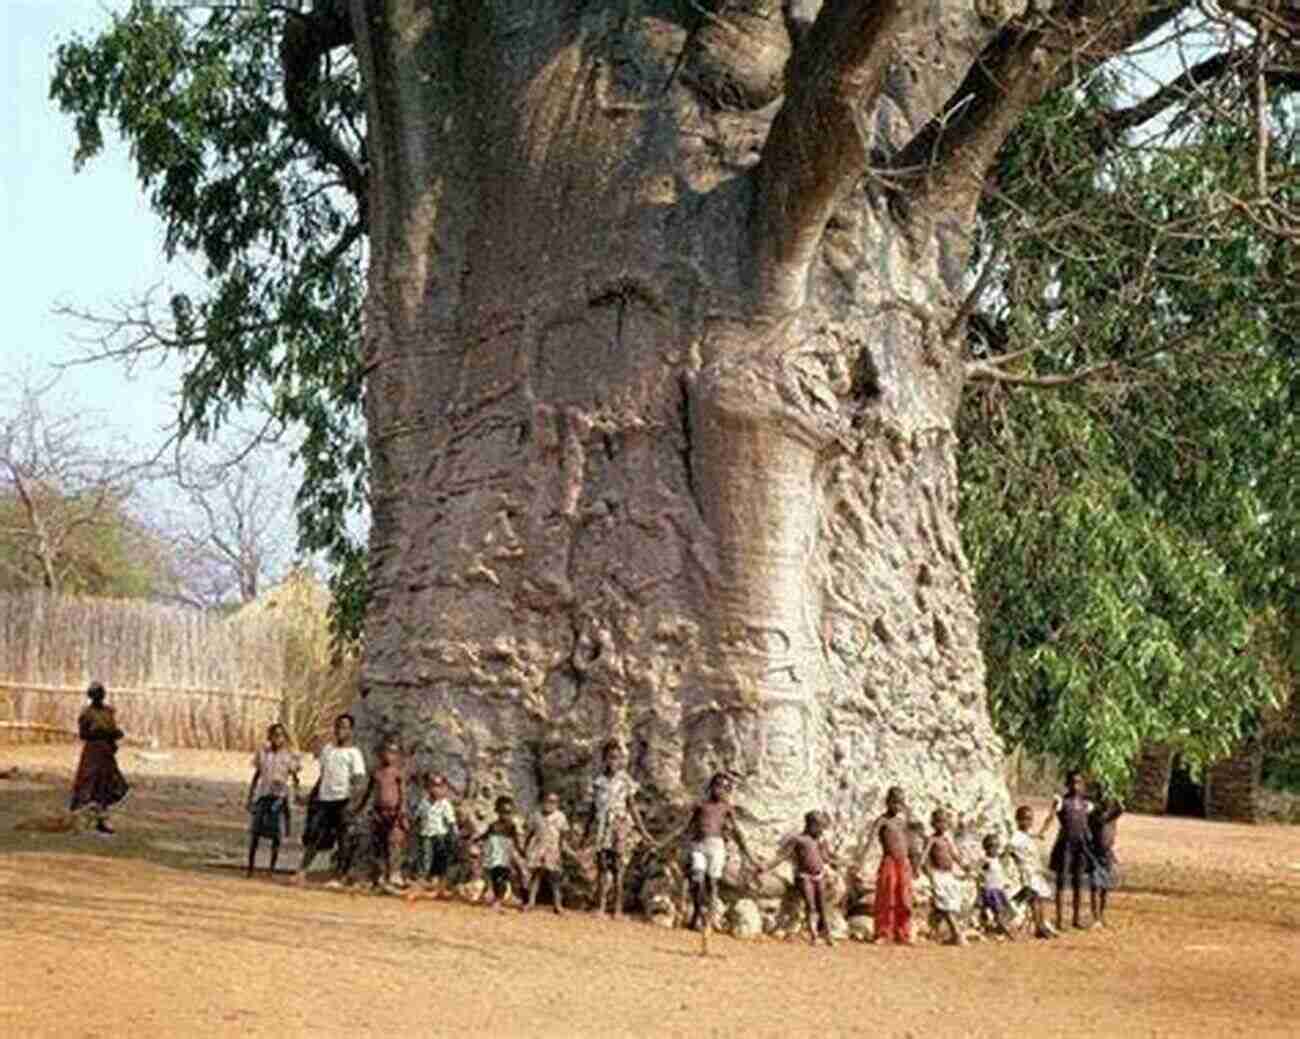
2,1,189,455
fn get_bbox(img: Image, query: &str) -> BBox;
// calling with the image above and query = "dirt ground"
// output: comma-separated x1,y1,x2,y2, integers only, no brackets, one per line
2,745,1298,1039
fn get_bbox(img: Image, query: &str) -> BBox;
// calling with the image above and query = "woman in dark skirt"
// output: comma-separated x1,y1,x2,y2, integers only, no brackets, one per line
69,682,130,835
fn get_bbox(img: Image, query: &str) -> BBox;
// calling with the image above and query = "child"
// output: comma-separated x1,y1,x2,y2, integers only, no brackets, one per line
665,772,758,933
922,807,967,945
457,841,488,903
523,790,571,914
1007,805,1056,939
245,723,300,879
583,740,652,918
1088,792,1124,928
1040,769,1094,930
355,739,408,891
976,833,1015,940
408,772,460,896
69,681,129,835
476,795,524,910
862,786,914,944
756,810,838,947
295,713,367,888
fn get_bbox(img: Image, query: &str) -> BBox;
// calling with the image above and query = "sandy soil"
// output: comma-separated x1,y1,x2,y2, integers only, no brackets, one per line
2,744,1299,1039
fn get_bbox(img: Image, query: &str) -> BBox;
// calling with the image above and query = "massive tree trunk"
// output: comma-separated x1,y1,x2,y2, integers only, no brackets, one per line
347,0,1143,851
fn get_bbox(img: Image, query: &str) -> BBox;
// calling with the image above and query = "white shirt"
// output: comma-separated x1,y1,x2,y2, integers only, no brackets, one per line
411,795,457,838
316,743,367,802
1007,829,1053,898
980,856,1009,891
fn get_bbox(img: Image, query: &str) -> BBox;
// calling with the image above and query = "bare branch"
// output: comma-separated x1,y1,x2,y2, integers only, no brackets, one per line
750,0,913,314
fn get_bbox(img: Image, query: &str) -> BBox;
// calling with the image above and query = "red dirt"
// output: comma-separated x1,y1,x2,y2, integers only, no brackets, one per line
2,745,1298,1038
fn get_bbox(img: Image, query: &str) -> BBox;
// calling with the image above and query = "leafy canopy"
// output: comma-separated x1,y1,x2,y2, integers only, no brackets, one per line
50,0,369,639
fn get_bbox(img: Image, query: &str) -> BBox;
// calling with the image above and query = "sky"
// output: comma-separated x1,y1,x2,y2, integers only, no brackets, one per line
1,1,307,582
2,1,191,455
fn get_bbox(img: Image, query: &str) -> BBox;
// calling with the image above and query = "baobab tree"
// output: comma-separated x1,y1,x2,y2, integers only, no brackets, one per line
346,0,1094,837
51,0,1300,848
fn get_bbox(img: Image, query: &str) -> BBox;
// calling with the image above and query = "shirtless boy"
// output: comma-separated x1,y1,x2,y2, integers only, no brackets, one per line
669,772,758,932
355,739,408,891
922,808,967,945
757,810,838,946
863,786,914,943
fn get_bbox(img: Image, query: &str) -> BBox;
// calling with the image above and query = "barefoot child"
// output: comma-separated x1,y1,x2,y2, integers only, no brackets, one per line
1007,805,1056,939
583,740,652,918
408,773,460,896
668,772,758,932
923,807,967,945
977,833,1016,940
756,810,838,946
296,713,367,887
476,795,525,910
1041,769,1094,931
1089,792,1124,927
862,786,914,944
245,723,300,878
523,790,572,913
355,739,408,891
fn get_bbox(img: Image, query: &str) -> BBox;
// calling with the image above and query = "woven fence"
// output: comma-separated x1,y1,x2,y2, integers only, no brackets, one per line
0,591,287,750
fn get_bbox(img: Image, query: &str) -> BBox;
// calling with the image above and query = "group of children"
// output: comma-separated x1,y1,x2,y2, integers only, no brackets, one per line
245,717,1123,946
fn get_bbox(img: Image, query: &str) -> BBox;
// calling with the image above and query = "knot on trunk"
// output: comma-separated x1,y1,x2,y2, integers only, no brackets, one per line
692,349,853,453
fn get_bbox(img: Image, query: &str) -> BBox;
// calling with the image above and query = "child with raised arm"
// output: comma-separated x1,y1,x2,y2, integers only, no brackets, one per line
862,786,914,944
523,790,572,914
354,739,409,891
1088,792,1124,928
756,810,838,947
245,723,300,879
976,833,1016,941
1040,769,1094,930
1007,805,1056,939
583,740,652,919
923,807,967,945
408,772,460,896
476,795,525,910
295,713,367,888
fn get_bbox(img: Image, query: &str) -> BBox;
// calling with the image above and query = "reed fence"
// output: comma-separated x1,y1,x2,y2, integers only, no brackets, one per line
0,591,287,750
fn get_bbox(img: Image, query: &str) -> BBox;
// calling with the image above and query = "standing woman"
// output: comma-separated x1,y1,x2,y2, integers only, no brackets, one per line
69,681,129,834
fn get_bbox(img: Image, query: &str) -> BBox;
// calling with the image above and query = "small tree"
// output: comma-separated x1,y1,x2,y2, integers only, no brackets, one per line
0,374,163,597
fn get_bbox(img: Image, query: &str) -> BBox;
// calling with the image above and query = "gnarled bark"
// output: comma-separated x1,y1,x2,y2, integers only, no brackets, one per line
346,1,1150,853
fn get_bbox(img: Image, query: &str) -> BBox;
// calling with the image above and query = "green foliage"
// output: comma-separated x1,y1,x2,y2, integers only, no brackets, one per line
0,490,170,599
961,67,1300,793
50,0,369,641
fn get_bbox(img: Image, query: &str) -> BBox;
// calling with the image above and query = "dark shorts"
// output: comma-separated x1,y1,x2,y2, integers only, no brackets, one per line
1091,859,1121,891
250,795,289,840
412,833,457,878
488,866,512,899
304,798,348,852
1050,837,1094,885
979,888,1012,916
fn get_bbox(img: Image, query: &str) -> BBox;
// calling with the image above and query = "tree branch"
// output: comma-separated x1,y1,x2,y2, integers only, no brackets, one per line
1091,53,1300,151
892,2,1188,218
280,0,367,227
749,0,913,314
